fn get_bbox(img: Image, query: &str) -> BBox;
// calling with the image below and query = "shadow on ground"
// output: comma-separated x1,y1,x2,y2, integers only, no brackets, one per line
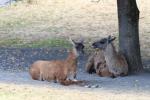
0,47,150,93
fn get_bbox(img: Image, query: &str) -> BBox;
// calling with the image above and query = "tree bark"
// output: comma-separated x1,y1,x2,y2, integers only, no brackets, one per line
117,0,143,72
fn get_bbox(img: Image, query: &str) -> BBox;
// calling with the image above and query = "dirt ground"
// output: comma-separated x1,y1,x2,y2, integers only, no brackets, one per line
0,70,150,100
0,47,150,100
0,83,150,100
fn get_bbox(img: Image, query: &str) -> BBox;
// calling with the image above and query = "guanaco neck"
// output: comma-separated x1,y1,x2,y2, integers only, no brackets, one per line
65,48,78,66
104,43,118,60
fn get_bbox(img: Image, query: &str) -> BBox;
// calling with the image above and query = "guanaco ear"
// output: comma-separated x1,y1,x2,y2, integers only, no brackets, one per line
108,35,111,40
71,38,84,44
108,35,116,43
78,38,84,44
110,36,116,42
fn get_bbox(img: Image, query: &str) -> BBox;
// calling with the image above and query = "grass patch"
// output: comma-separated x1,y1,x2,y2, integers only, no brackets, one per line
26,38,72,48
0,18,29,28
0,1,54,30
0,38,24,47
0,38,72,48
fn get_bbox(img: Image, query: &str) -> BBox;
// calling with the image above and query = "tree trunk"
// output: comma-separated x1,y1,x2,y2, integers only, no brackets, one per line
117,0,143,72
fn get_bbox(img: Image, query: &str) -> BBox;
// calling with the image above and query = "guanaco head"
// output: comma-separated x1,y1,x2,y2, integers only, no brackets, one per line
92,35,116,50
74,40,85,54
69,38,85,55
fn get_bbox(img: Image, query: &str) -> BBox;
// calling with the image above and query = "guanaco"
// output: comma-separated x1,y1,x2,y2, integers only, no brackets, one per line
29,38,85,85
92,35,128,78
86,48,112,77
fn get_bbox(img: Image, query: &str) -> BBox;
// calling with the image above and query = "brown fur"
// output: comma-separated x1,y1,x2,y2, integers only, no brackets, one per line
104,43,128,77
60,80,85,86
85,49,112,77
29,49,78,85
91,36,128,78
95,60,113,77
85,54,95,73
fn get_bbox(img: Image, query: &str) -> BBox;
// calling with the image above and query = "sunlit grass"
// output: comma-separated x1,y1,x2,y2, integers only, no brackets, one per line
26,38,72,48
0,38,71,48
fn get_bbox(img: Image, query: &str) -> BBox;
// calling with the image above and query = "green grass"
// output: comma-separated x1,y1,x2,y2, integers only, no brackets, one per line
0,38,24,47
0,38,72,48
27,38,72,48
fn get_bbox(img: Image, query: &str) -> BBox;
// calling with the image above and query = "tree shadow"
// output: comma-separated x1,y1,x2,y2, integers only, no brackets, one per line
0,47,150,93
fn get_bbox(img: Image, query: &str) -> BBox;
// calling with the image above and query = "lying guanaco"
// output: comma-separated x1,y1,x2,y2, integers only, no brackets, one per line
29,38,84,85
92,35,128,78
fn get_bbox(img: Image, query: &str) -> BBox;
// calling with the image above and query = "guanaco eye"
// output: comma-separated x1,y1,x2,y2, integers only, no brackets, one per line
100,41,105,44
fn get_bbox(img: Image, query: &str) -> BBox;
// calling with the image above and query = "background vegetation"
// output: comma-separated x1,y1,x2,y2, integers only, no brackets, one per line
0,0,149,58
